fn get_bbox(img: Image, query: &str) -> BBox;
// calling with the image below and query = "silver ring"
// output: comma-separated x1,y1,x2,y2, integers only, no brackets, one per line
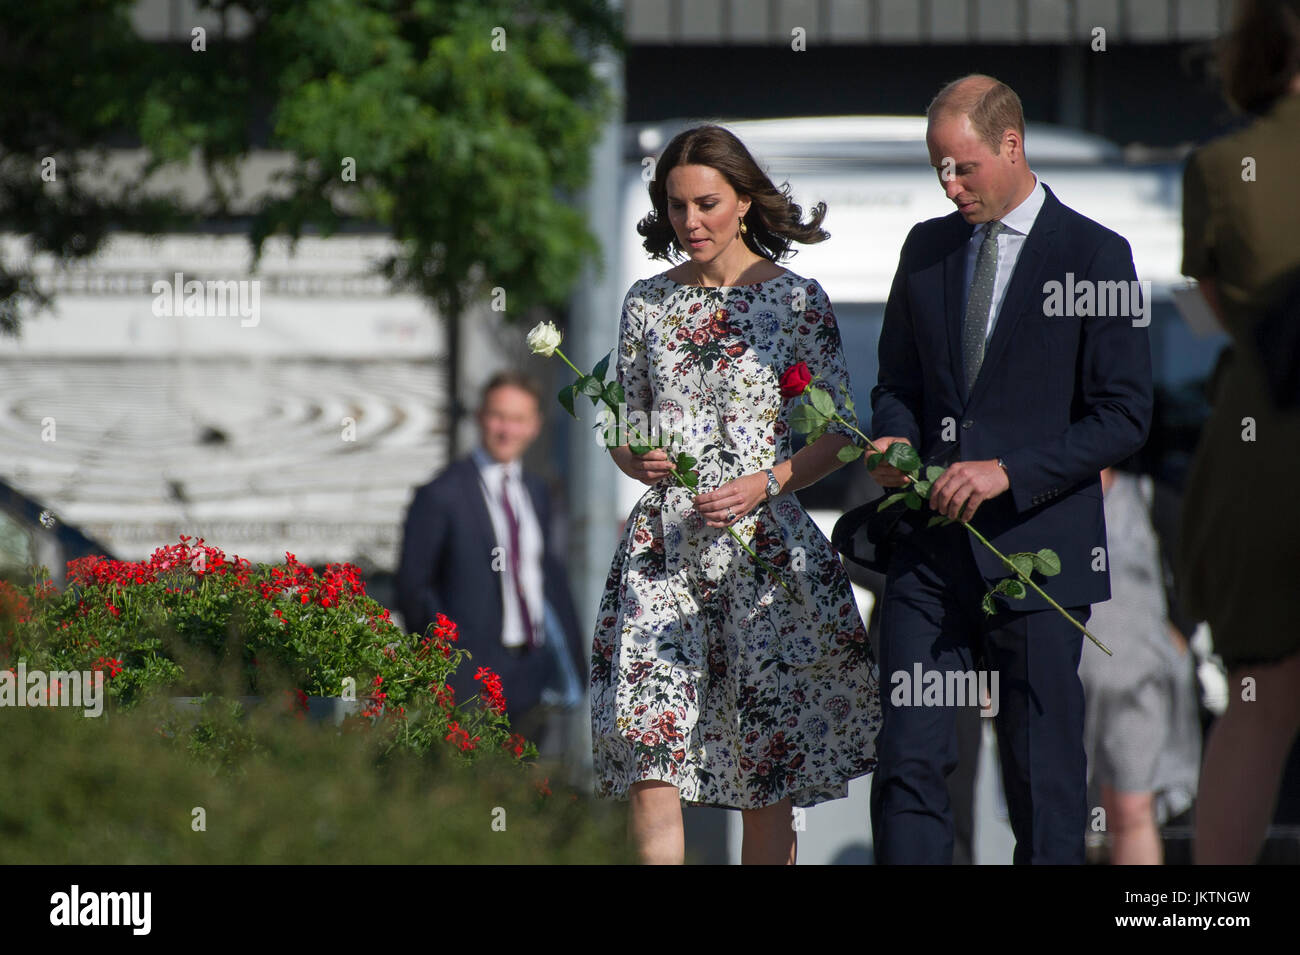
726,509,736,522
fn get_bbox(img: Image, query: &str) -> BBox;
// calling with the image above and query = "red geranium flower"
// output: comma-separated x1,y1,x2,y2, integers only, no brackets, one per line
445,721,479,752
474,666,508,715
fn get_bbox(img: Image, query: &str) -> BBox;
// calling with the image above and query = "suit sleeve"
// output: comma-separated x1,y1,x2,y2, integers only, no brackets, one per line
395,483,449,638
1000,233,1154,513
535,485,588,681
547,548,589,684
870,226,924,445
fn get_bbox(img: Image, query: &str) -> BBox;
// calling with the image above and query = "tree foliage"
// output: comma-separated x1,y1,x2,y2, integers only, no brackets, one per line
0,0,622,333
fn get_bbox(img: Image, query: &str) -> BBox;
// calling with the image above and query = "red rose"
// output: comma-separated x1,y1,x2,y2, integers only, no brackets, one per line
779,361,812,399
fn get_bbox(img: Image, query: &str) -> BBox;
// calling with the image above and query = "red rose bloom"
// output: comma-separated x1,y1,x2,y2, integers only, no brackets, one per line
779,361,811,399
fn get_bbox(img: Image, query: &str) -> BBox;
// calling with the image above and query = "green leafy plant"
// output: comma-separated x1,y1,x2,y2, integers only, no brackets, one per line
0,702,631,863
0,538,539,762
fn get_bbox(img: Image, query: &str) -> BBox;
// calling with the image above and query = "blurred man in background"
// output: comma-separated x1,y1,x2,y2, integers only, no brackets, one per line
397,371,586,760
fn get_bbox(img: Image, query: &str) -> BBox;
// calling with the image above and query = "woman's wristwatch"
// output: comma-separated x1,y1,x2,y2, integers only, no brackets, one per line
764,468,780,499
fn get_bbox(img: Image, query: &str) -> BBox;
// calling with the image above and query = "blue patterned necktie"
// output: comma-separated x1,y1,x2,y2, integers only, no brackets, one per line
961,220,1006,398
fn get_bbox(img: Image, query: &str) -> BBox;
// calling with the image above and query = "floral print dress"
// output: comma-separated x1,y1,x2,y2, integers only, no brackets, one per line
590,268,881,810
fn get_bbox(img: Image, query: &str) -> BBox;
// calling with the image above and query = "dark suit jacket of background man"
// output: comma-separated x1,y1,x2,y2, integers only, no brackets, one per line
396,456,586,719
871,183,1153,607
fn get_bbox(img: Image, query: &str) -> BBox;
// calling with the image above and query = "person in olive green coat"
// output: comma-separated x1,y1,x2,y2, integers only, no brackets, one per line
1178,0,1300,865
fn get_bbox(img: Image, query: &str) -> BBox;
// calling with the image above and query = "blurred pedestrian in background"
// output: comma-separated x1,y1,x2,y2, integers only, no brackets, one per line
397,371,587,761
1178,0,1300,864
1080,465,1200,864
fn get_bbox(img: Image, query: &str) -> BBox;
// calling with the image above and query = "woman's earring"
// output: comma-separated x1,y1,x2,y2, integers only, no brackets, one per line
739,217,748,234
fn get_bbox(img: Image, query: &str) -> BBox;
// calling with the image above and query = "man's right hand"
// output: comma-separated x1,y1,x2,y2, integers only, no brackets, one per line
867,436,915,488
612,445,676,486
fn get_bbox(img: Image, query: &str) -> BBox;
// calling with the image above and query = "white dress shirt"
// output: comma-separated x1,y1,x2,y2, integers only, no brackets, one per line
471,446,546,648
963,174,1046,339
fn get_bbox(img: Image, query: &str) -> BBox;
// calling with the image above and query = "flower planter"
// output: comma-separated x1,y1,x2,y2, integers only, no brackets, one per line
167,695,359,725
168,695,264,720
6,538,521,763
305,695,360,725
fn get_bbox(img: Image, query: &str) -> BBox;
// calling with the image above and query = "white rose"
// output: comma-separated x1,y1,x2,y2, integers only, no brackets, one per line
526,321,562,357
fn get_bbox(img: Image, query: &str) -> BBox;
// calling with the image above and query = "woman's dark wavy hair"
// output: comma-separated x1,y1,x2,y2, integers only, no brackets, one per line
637,124,829,263
1219,0,1300,114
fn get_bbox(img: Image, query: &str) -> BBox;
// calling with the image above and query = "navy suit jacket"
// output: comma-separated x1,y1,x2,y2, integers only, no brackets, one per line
869,183,1153,610
395,457,586,716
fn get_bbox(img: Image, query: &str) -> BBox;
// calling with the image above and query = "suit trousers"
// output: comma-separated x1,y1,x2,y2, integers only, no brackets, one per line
870,521,1090,864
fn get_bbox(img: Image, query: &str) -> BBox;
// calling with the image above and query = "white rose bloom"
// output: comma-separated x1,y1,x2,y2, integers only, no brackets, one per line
526,321,562,357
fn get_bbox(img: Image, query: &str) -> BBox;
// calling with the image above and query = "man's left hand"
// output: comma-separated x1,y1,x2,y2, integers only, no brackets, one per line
928,460,1009,522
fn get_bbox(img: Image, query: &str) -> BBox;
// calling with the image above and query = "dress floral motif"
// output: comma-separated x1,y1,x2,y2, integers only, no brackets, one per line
590,268,882,809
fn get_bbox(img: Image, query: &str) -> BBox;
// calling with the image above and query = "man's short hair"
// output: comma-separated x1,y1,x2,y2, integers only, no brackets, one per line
479,369,543,412
927,74,1026,154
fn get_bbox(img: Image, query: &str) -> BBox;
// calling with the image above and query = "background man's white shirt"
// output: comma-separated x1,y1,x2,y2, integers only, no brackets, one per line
471,446,545,648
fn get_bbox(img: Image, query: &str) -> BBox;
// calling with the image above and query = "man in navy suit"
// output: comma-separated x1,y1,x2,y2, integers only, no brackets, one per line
866,75,1153,864
396,371,586,755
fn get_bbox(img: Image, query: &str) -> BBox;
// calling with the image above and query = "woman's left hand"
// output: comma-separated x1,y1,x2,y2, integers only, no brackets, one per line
693,472,769,528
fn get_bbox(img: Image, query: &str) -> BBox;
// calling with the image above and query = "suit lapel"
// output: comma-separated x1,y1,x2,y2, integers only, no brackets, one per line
966,186,1062,410
457,457,500,555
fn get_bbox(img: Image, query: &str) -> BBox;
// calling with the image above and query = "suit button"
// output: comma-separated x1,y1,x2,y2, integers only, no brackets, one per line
961,419,973,429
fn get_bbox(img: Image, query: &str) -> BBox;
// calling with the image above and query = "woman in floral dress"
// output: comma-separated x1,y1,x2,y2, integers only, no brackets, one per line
591,125,881,864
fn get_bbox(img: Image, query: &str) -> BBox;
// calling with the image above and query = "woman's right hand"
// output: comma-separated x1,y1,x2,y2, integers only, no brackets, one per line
612,445,676,486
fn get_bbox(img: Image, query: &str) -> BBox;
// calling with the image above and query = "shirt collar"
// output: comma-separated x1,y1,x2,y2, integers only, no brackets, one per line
472,446,507,482
474,448,526,490
981,173,1044,238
